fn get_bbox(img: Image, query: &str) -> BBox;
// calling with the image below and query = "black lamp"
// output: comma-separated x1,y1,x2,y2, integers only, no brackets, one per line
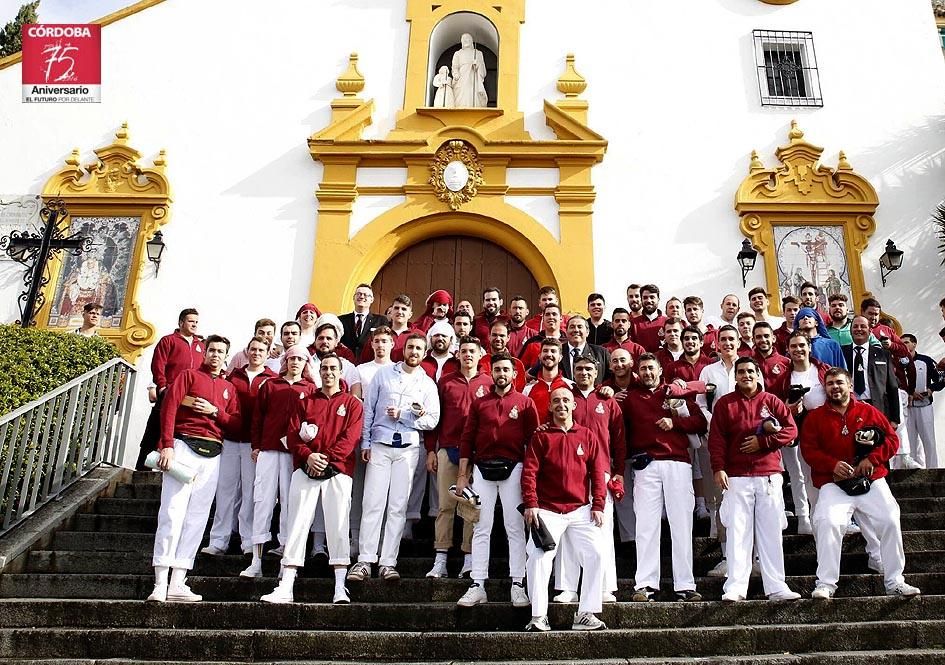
879,239,903,287
146,231,166,275
737,239,758,288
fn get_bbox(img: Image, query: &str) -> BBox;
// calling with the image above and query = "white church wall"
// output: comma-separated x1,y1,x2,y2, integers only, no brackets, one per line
0,0,942,464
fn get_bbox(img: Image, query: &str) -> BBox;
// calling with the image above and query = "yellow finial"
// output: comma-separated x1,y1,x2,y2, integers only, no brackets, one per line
556,53,587,98
65,148,80,167
749,150,764,172
116,122,129,142
336,53,365,97
788,120,804,141
837,150,852,171
154,149,167,168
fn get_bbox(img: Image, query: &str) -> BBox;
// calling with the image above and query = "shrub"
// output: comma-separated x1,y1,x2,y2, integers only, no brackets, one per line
0,324,119,416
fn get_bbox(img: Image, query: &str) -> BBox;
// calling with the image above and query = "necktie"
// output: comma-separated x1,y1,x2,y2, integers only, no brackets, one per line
355,314,363,338
853,346,866,396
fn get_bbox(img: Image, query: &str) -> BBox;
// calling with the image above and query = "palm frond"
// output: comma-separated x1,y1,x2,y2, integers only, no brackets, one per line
933,202,945,266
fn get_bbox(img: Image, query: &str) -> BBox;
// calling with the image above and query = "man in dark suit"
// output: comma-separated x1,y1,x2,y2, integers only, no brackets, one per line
842,316,900,425
339,283,390,359
560,315,609,385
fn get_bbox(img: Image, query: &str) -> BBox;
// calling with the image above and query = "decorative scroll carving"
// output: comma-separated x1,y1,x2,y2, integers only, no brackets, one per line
429,140,484,210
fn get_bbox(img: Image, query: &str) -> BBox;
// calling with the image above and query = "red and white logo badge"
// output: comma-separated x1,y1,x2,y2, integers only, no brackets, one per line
21,24,101,103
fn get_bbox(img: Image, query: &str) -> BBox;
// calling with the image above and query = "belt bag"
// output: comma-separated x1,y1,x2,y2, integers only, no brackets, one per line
477,458,517,481
444,446,461,466
179,435,222,458
836,476,871,496
303,462,340,480
630,452,653,471
516,503,555,551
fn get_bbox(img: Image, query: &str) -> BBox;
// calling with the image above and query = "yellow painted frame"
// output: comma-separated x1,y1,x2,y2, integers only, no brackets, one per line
39,123,171,361
735,122,879,315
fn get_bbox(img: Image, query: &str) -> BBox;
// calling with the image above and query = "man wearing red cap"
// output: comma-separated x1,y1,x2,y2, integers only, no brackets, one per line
296,303,321,347
413,289,453,333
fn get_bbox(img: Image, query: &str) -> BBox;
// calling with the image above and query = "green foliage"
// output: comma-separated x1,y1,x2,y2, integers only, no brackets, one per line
934,202,945,267
0,324,118,416
0,1,40,58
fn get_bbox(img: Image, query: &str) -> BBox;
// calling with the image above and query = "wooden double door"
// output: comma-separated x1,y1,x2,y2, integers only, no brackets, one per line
371,236,540,315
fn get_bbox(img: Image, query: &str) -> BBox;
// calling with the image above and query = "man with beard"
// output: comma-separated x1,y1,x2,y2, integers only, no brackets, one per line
148,335,241,602
683,296,718,357
826,294,856,347
799,282,830,323
708,357,800,602
560,316,610,385
413,289,453,333
585,293,613,345
655,317,685,369
705,294,740,330
456,353,539,608
524,338,573,417
603,308,646,362
794,308,846,369
348,334,439,582
360,294,422,363
425,336,490,579
624,354,706,602
422,320,459,381
265,321,301,373
748,287,784,328
632,284,668,353
625,283,643,321
136,308,205,471
260,354,363,605
522,387,607,632
801,368,920,599
774,296,801,355
552,355,625,605
473,287,506,343
310,316,362,397
507,295,537,357
479,320,527,391
452,311,474,350
519,303,568,371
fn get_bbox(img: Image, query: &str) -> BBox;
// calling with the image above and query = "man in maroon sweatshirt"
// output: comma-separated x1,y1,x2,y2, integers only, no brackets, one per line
521,387,608,632
148,334,241,603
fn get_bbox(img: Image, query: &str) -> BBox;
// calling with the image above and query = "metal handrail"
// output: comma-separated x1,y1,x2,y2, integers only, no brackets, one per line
0,357,137,535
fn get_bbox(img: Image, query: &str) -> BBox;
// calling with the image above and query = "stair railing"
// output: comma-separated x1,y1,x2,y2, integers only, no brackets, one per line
0,357,137,535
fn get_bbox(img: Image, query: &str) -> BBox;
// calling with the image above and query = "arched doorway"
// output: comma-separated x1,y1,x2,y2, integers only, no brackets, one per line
371,235,540,315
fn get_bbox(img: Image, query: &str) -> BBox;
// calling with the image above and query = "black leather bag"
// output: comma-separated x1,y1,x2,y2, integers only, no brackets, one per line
630,452,653,471
517,504,556,551
303,462,340,480
477,458,516,481
836,476,871,496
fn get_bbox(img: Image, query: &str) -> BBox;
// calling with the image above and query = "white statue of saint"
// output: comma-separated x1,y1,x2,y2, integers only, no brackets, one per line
432,65,454,108
451,33,488,108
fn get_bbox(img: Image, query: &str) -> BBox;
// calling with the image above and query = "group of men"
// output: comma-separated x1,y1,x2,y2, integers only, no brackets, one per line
139,283,943,631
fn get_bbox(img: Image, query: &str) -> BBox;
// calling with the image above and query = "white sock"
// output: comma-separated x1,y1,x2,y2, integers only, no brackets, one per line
252,544,263,565
334,567,346,591
512,576,523,584
473,578,485,587
169,567,186,587
281,566,298,585
154,565,169,587
435,551,447,564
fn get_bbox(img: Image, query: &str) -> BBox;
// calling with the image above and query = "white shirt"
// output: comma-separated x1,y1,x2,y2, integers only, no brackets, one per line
851,344,871,401
356,359,393,393
361,362,440,449
791,365,827,410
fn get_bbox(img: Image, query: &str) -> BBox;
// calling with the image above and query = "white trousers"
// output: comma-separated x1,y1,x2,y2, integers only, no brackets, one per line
781,445,811,520
251,450,292,546
891,389,913,464
527,505,604,618
471,464,526,580
633,460,695,592
813,478,906,592
152,439,221,569
554,482,616,594
358,444,419,566
208,440,254,552
719,474,791,597
907,405,938,469
613,460,636,542
282,469,353,567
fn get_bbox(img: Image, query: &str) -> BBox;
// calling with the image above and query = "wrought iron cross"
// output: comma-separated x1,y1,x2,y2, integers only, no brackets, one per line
0,199,92,327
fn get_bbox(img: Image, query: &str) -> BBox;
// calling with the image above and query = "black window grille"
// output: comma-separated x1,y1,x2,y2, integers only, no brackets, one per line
753,30,823,107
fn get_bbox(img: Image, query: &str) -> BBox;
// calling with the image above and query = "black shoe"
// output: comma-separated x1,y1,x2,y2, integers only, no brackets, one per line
631,587,657,602
675,589,702,602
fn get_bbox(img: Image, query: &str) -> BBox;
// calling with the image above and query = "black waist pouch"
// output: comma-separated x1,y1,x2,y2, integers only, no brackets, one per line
836,476,871,496
630,452,653,471
477,458,517,481
303,462,340,480
516,503,556,551
179,435,222,458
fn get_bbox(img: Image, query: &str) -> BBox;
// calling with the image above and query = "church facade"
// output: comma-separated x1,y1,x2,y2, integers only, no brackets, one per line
0,0,943,464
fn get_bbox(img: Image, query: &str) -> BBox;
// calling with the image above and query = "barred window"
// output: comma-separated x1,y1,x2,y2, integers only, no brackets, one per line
753,30,823,107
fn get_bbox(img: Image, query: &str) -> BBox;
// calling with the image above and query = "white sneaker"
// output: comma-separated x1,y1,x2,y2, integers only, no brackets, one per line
572,611,606,631
768,589,801,601
200,545,226,556
867,556,884,574
707,560,727,577
602,592,618,604
260,583,294,604
812,585,834,600
896,455,923,470
511,581,530,607
166,583,202,603
845,521,861,535
886,582,921,597
333,586,351,604
797,516,813,535
426,559,449,578
146,584,167,602
553,590,579,603
457,582,488,607
721,592,744,602
346,562,371,582
524,615,550,632
240,560,263,578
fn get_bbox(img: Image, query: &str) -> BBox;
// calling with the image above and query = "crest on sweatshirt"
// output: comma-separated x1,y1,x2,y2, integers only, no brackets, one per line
595,402,605,414
772,364,782,375
337,404,347,416
299,392,306,400
658,328,665,338
576,443,585,456
475,385,485,398
509,406,519,419
760,404,771,419
195,344,202,353
223,388,229,400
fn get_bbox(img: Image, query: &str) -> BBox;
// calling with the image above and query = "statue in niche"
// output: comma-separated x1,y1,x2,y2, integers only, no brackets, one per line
432,66,455,108
451,33,488,107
